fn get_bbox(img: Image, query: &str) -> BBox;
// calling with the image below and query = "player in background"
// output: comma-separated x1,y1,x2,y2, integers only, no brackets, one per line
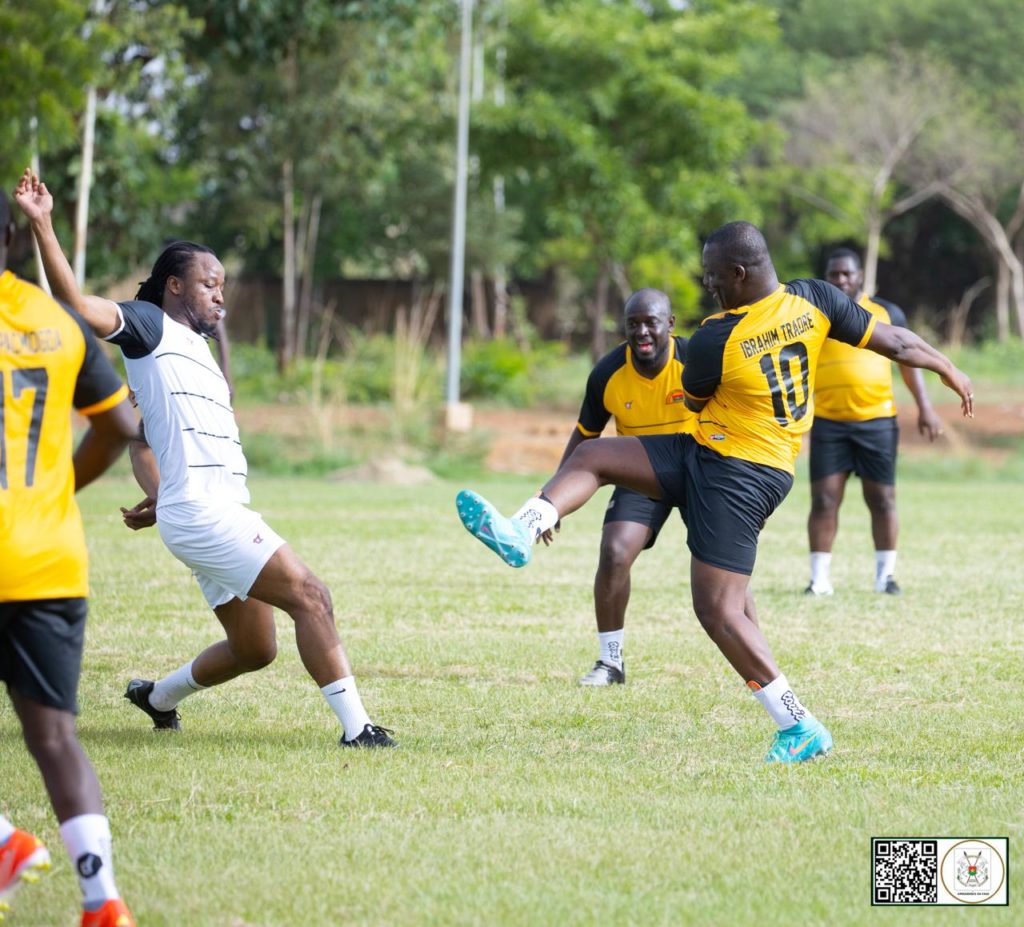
456,222,973,763
556,288,758,686
805,248,945,596
15,168,395,749
562,289,689,685
0,191,138,926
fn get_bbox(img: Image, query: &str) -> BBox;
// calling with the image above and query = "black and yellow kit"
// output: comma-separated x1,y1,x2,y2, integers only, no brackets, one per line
810,293,908,483
683,280,876,473
577,336,693,547
577,336,693,438
637,281,875,574
814,294,907,422
0,270,127,599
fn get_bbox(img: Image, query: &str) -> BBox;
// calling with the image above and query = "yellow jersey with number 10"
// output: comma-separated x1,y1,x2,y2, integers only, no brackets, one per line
0,270,128,601
682,280,876,474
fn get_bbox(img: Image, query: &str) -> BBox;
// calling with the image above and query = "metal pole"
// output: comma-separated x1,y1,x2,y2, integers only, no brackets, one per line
445,0,474,413
73,84,97,285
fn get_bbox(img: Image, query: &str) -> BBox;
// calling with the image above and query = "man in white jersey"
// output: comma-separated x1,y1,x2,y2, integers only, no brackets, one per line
15,168,394,748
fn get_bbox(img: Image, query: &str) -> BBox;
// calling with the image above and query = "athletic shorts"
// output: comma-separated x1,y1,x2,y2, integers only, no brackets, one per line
157,500,286,608
809,416,899,484
603,486,680,550
0,598,87,713
638,433,793,575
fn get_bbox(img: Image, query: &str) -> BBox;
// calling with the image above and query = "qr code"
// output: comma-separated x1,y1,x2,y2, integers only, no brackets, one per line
873,839,938,904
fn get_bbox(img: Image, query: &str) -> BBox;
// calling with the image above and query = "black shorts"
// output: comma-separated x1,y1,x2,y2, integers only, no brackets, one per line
603,486,680,550
0,598,87,714
638,433,793,575
809,416,899,484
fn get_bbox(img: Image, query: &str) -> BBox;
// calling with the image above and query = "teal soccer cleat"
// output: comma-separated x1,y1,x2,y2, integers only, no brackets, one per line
764,717,833,763
456,490,533,568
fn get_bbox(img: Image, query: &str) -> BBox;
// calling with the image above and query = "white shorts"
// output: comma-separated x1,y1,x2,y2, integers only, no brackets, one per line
157,500,286,608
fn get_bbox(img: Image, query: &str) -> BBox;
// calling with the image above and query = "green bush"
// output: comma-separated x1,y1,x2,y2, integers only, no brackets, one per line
460,338,574,406
949,338,1024,386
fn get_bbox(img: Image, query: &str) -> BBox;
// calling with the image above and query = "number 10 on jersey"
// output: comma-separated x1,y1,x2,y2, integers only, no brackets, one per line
758,342,809,426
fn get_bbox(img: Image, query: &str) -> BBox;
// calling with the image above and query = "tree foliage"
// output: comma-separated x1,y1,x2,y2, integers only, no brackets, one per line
4,0,1024,349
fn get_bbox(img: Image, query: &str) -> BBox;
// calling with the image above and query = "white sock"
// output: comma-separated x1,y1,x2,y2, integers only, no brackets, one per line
750,674,813,731
321,676,372,741
875,550,897,587
58,814,119,908
150,660,206,711
598,630,624,669
0,815,15,843
809,552,832,590
511,496,559,540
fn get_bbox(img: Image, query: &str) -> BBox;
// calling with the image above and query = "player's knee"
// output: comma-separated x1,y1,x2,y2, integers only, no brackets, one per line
236,637,277,671
692,602,722,636
866,491,897,517
300,573,333,617
22,722,76,765
567,440,609,481
598,537,638,574
810,489,838,514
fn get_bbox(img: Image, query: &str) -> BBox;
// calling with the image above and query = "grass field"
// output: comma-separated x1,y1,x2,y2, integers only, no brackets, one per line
2,458,1022,926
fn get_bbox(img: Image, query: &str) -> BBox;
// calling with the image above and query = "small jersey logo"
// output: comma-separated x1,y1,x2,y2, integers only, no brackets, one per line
709,433,726,441
253,532,263,544
624,401,633,409
666,389,685,404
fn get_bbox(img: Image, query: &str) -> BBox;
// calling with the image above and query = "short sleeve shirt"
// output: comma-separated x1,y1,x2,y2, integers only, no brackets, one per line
683,280,876,473
577,336,694,437
813,294,907,422
107,301,247,507
0,271,128,600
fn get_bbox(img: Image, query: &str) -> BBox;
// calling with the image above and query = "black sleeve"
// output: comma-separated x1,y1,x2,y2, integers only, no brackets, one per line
683,313,743,399
107,300,165,358
872,296,907,329
673,334,688,365
785,279,873,347
63,305,127,412
577,344,627,434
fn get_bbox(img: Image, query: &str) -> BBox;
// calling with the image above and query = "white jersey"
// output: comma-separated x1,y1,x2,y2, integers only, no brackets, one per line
107,300,248,507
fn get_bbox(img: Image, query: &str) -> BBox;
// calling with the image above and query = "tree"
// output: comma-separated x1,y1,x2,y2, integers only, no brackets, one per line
905,96,1024,339
779,55,952,294
473,0,777,357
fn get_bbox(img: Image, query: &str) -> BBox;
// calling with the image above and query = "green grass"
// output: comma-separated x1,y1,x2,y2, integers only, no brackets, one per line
2,470,1022,926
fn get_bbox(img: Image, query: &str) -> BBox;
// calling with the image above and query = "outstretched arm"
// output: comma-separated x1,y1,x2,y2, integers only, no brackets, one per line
866,322,973,418
898,364,944,440
13,168,121,337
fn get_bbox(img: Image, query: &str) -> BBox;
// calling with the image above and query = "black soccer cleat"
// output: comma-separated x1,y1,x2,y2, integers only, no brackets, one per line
578,660,626,686
880,577,901,595
340,724,397,748
124,679,181,732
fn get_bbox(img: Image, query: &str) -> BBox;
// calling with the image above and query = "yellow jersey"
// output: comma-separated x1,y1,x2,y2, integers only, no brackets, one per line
577,336,694,437
0,270,128,601
683,280,876,473
813,294,907,422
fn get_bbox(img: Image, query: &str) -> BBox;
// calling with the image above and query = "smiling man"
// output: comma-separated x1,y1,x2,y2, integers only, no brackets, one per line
552,289,691,685
14,169,394,750
456,221,974,763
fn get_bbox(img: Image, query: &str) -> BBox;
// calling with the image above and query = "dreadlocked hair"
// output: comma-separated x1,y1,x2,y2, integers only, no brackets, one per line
136,240,214,306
